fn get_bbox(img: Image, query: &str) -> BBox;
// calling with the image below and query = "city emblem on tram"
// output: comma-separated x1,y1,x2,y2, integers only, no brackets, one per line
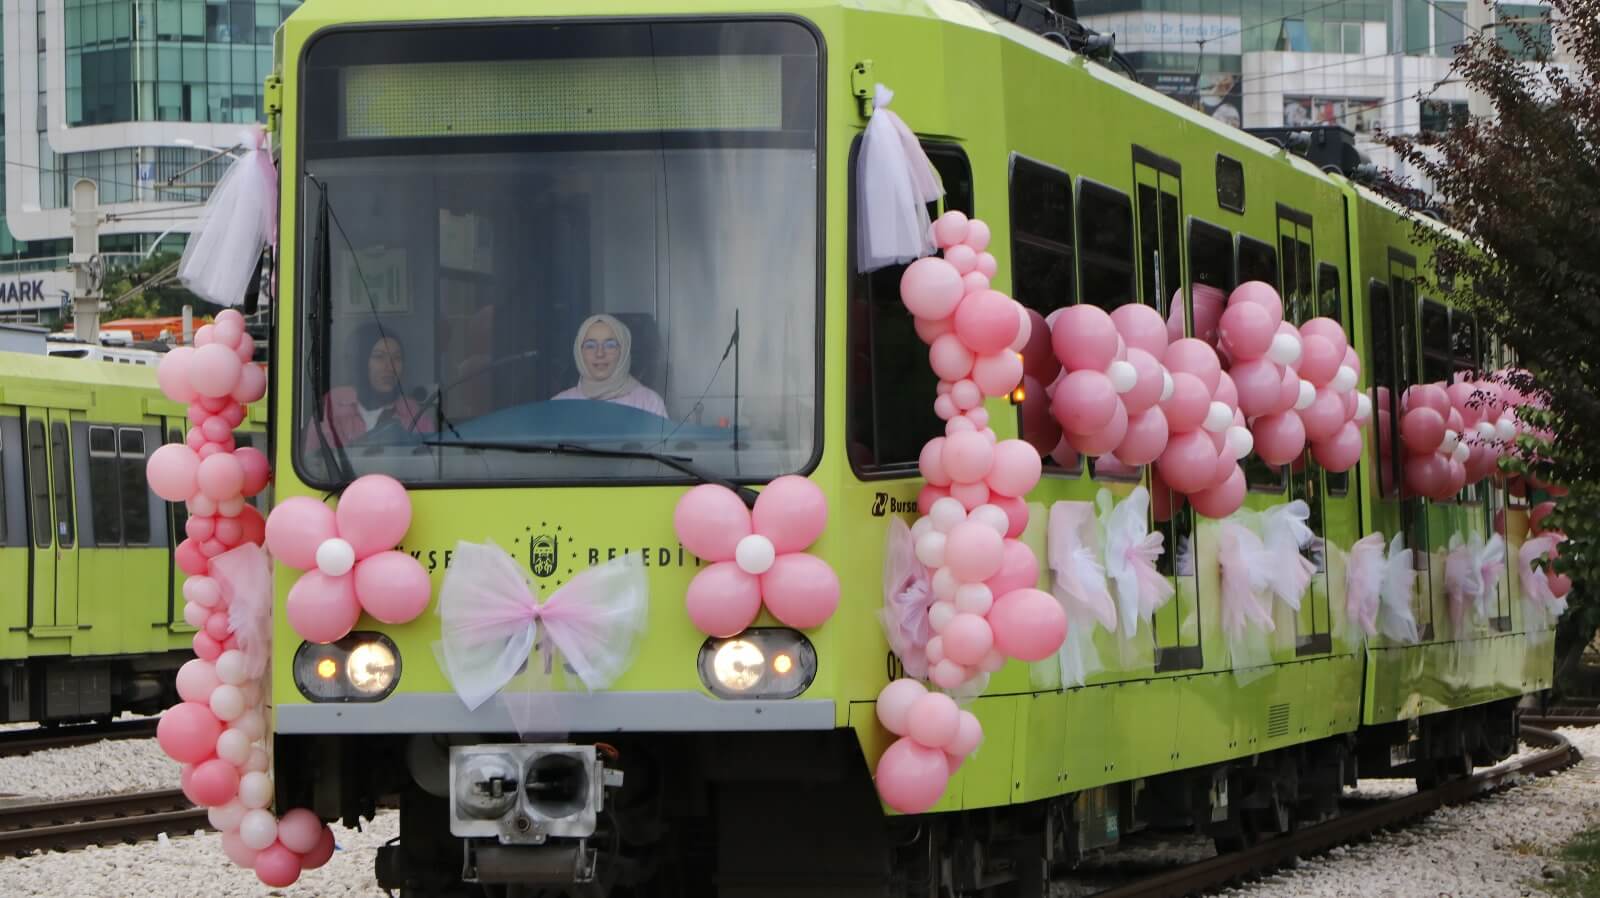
530,533,560,579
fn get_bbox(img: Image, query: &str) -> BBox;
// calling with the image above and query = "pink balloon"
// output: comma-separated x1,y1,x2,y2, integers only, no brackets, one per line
945,521,1004,583
183,575,220,607
1298,385,1347,442
300,826,336,870
1275,365,1303,415
965,219,992,252
353,551,432,624
235,447,270,497
1049,438,1079,470
1067,399,1129,458
190,343,243,398
972,350,1024,397
192,631,222,660
190,757,241,807
175,659,220,704
238,505,266,546
919,438,951,486
157,701,223,764
1051,369,1119,436
185,427,206,451
929,333,976,382
213,312,245,347
993,495,1029,539
196,452,245,502
203,608,232,641
234,331,256,363
1405,383,1451,415
989,588,1067,661
954,291,1021,355
1213,371,1239,411
932,210,970,248
941,613,994,667
1300,317,1348,357
277,808,324,855
685,562,762,637
265,497,339,570
933,394,958,421
200,394,229,413
1400,407,1446,454
1020,309,1060,384
221,829,260,868
917,485,950,516
1110,303,1170,358
285,571,362,644
1191,465,1246,518
914,314,954,345
1051,305,1119,372
907,692,962,749
232,363,267,404
944,244,978,275
1549,572,1573,598
987,439,1042,498
761,553,840,630
1157,430,1220,494
875,737,951,814
1227,281,1285,327
1313,422,1365,472
147,443,201,502
751,476,827,554
213,516,243,548
1118,348,1164,415
673,484,752,563
943,431,995,484
1163,338,1222,394
1218,301,1275,361
1254,411,1308,466
901,257,965,320
157,346,200,403
255,842,304,888
1298,335,1341,387
335,474,412,558
877,679,927,736
1161,372,1211,433
1117,406,1170,466
985,540,1039,597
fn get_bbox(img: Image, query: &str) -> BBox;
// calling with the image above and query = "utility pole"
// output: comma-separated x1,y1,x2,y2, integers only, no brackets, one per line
69,178,103,343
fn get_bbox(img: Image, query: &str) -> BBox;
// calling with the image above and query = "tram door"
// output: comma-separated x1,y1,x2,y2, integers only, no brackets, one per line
1134,149,1201,672
24,410,78,629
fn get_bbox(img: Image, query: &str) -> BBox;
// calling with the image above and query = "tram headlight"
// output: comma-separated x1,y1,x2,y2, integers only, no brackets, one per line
293,633,402,702
697,629,816,699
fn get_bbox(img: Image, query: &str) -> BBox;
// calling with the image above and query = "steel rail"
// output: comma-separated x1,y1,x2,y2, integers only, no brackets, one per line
0,789,209,856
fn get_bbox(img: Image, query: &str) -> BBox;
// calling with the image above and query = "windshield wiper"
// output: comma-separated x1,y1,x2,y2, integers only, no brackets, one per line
305,175,355,486
421,439,759,507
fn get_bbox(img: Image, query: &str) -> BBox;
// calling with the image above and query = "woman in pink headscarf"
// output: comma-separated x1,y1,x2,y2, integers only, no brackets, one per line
552,314,667,417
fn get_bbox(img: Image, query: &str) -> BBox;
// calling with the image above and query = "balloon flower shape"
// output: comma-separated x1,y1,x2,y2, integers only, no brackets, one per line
265,474,432,643
674,476,840,637
873,679,982,814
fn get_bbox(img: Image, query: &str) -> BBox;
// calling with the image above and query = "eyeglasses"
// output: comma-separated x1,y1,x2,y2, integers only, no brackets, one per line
582,339,621,354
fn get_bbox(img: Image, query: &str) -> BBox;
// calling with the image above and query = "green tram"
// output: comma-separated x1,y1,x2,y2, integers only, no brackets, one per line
260,1,1552,894
0,353,267,724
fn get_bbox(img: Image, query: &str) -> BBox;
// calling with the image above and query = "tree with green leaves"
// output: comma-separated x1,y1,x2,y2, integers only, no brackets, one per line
1382,0,1600,698
102,252,215,321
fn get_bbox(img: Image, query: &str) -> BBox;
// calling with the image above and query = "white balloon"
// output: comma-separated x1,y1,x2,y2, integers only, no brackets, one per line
1476,421,1498,441
734,534,776,576
1160,369,1175,402
207,799,247,833
925,636,946,664
927,600,957,632
930,497,967,533
954,583,994,615
214,649,249,687
315,537,356,577
183,601,209,629
1203,401,1234,434
931,567,958,602
238,807,278,849
239,771,274,810
1226,426,1255,461
233,709,265,742
1453,441,1471,463
245,747,270,773
1332,365,1358,392
969,504,1009,537
1295,380,1317,411
910,517,933,541
1496,417,1517,442
1356,392,1374,422
915,531,947,569
210,684,246,722
1441,429,1460,454
217,496,246,518
1106,360,1138,394
216,728,253,766
1268,333,1303,366
189,494,217,517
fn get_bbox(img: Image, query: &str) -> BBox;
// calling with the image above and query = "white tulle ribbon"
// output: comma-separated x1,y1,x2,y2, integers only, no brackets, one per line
435,541,648,726
1047,501,1114,687
1444,532,1482,633
1475,534,1506,621
1097,487,1173,639
1218,517,1274,676
178,127,277,306
1377,534,1420,644
212,542,273,680
855,84,943,273
1345,533,1385,641
1254,500,1316,612
1519,533,1566,623
880,517,933,681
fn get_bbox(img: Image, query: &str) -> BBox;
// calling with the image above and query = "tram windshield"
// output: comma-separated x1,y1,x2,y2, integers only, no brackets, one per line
294,21,820,487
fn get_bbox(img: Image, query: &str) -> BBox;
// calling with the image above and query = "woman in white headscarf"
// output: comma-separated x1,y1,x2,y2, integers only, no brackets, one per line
552,313,667,417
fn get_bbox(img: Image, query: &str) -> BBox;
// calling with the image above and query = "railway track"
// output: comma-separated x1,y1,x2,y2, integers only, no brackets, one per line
1089,720,1586,898
0,789,208,856
0,718,159,758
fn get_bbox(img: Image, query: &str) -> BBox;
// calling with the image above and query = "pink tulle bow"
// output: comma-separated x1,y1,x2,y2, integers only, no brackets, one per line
1444,534,1482,632
1519,534,1563,613
880,517,933,680
1344,533,1385,640
1255,501,1315,612
1218,519,1274,639
1476,535,1506,620
1377,534,1420,644
1098,487,1173,637
211,542,273,680
1047,501,1116,631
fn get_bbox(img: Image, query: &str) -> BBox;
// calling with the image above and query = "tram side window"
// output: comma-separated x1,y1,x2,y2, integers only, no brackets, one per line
1420,299,1452,385
26,421,49,548
88,426,123,546
1077,182,1135,310
847,144,973,475
1009,155,1075,314
1237,237,1283,492
51,422,73,549
119,428,150,545
1317,264,1349,496
1369,281,1400,498
1187,219,1233,342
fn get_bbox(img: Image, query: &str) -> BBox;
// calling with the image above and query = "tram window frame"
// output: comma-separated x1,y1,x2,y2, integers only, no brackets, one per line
166,428,189,538
119,427,150,545
1237,234,1285,493
1187,219,1234,295
847,141,973,479
26,421,50,549
1215,154,1245,213
50,422,73,549
1317,263,1350,496
87,425,123,546
1076,179,1135,311
1008,153,1080,476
